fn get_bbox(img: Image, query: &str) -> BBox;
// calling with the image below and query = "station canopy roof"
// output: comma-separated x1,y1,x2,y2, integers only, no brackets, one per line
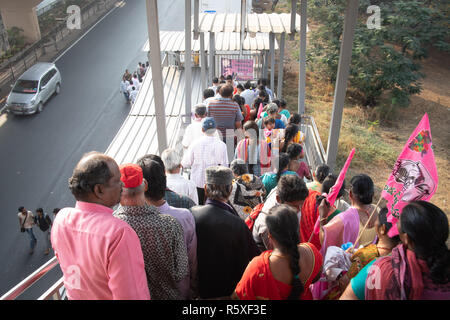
194,13,307,34
143,31,278,53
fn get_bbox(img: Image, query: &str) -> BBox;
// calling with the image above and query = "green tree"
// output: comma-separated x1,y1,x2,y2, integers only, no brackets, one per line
307,0,449,108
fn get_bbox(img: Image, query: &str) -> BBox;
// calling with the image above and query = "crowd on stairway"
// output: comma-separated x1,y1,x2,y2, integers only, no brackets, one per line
32,74,448,301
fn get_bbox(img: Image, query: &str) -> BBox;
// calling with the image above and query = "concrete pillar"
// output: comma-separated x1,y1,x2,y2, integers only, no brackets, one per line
298,0,307,115
326,0,359,172
277,32,285,98
269,32,275,92
200,32,207,90
146,0,167,154
209,32,215,84
0,0,42,43
185,0,192,124
290,0,297,41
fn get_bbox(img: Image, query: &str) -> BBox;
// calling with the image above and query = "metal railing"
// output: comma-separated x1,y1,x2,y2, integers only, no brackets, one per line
301,115,327,171
0,256,64,300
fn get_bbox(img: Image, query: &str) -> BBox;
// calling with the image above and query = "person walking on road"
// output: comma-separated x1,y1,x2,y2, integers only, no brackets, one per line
34,208,53,255
120,77,130,103
18,206,37,254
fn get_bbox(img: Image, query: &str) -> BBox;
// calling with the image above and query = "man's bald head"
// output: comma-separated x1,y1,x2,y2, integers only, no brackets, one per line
69,152,121,205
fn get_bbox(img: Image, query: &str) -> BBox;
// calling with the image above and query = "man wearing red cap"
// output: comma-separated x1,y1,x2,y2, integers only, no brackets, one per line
51,152,150,300
114,163,189,300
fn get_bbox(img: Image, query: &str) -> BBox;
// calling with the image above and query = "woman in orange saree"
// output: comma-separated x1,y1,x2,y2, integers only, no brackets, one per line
232,205,323,300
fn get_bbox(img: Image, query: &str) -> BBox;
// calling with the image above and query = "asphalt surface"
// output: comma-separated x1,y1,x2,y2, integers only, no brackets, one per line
0,0,185,299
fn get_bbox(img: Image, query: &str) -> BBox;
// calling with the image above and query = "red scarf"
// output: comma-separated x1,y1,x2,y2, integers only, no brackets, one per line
366,244,428,300
299,190,321,249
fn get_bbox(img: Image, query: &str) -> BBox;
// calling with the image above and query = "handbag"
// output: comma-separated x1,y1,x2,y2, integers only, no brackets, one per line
20,211,28,233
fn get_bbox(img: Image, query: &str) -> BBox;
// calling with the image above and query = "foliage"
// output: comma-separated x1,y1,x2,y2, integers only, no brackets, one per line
307,0,449,108
6,27,26,48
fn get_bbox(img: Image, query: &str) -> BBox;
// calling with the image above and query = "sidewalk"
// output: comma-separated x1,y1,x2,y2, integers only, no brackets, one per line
0,0,117,114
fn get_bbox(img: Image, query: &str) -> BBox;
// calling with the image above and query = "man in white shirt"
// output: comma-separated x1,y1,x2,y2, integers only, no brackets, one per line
181,117,228,205
240,80,257,106
162,148,199,205
129,86,138,104
120,77,130,103
132,74,140,88
208,77,219,94
18,206,37,254
182,104,219,150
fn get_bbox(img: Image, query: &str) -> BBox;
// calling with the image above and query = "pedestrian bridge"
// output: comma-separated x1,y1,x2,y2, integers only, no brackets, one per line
0,60,326,300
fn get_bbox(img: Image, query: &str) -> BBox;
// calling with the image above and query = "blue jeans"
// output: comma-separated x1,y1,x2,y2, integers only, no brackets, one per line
25,228,37,250
123,91,130,101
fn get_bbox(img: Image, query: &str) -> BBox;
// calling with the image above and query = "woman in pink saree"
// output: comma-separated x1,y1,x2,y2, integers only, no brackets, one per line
340,201,450,300
310,174,379,299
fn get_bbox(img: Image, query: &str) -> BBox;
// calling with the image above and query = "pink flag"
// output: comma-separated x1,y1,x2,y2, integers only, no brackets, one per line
257,103,264,119
310,148,355,238
327,148,355,207
382,113,438,237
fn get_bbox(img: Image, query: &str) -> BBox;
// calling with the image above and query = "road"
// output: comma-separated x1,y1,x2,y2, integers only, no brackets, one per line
0,0,185,299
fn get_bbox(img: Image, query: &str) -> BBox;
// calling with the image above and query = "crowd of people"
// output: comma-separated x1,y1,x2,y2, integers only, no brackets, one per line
119,62,149,105
28,75,449,300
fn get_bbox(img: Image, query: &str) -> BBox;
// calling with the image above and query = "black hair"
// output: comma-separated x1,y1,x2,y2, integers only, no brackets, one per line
53,208,60,214
377,207,401,244
259,78,268,86
288,113,302,125
350,174,374,205
136,155,166,201
68,154,113,200
219,84,234,98
281,124,299,153
400,201,449,284
232,94,244,107
280,99,287,108
315,164,330,184
203,88,215,100
321,174,346,199
212,77,219,84
257,89,269,103
266,204,303,299
277,174,309,203
236,84,244,91
243,120,259,141
286,143,303,161
275,153,291,183
263,117,275,126
18,206,24,212
230,159,249,176
252,97,265,110
244,80,252,90
36,208,43,213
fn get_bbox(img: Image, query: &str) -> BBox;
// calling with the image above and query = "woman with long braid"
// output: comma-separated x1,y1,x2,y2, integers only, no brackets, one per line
341,200,450,300
232,205,323,300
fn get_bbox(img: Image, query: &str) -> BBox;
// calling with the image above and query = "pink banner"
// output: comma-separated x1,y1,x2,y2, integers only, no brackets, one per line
381,113,438,237
221,58,254,81
311,149,355,237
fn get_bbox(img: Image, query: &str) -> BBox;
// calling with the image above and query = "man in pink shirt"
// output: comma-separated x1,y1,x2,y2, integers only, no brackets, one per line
51,151,150,300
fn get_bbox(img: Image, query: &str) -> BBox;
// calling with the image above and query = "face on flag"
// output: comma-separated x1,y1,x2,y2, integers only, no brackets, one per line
382,113,438,237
